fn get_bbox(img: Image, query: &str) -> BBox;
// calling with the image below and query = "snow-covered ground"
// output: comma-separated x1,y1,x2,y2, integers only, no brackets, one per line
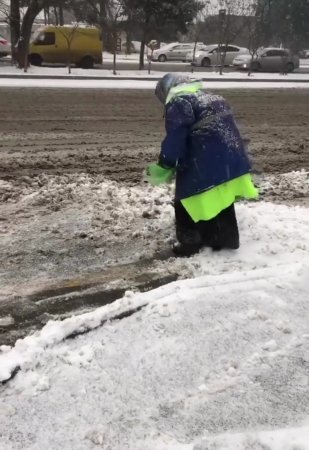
1,171,309,449
1,77,309,89
1,57,309,89
1,63,309,80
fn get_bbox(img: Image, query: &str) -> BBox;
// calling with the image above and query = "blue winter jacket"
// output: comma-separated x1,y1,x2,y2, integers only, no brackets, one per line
159,89,252,200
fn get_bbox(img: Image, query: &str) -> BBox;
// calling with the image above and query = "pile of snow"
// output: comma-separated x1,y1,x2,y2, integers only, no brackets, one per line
0,189,308,448
257,169,309,203
2,172,308,262
0,175,175,260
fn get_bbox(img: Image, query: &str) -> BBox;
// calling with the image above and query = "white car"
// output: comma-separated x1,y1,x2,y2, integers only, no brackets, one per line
191,44,249,67
151,42,205,62
233,48,300,72
0,34,11,57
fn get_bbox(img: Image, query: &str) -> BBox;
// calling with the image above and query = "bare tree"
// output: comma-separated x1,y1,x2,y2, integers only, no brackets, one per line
244,0,267,76
108,0,125,75
50,0,65,26
53,4,58,24
58,1,64,25
56,23,80,74
123,0,203,70
125,8,133,55
68,0,125,73
15,0,51,71
216,0,249,75
147,39,158,74
188,1,211,73
43,6,50,25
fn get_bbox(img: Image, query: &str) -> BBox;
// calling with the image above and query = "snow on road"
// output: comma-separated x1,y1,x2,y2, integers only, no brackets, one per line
0,182,309,449
1,63,309,89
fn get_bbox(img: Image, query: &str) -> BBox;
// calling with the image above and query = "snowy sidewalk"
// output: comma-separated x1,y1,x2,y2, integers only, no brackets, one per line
0,199,309,449
1,77,309,89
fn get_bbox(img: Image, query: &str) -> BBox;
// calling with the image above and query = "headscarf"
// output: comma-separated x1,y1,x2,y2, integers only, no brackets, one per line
155,73,192,104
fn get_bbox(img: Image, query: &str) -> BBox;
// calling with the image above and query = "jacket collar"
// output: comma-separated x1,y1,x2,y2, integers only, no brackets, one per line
166,81,203,105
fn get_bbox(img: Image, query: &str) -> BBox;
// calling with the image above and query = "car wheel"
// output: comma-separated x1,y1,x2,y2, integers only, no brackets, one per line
29,54,43,66
80,55,94,69
201,57,211,67
286,62,294,73
251,61,261,72
158,54,167,62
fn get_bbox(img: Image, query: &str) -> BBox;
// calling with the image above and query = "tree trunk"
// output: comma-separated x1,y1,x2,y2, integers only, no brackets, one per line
147,49,154,74
139,38,146,70
53,6,59,25
219,51,226,75
10,0,20,62
17,2,41,70
125,14,132,55
113,31,117,75
113,49,117,75
191,39,198,73
59,3,64,26
126,29,132,55
248,54,254,76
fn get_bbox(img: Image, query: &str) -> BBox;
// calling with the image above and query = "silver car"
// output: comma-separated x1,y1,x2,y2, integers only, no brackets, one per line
151,42,205,62
191,44,249,67
299,49,309,59
233,48,300,72
0,34,11,57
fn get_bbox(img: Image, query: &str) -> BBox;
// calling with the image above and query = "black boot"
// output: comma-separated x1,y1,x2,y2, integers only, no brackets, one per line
172,242,202,257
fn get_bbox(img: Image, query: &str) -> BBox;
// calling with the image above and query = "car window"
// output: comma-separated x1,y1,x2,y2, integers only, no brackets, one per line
265,50,286,57
201,46,216,52
209,47,219,53
273,50,286,57
226,46,239,52
34,32,55,46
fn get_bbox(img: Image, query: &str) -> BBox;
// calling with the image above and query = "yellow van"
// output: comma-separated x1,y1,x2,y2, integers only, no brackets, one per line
29,25,102,68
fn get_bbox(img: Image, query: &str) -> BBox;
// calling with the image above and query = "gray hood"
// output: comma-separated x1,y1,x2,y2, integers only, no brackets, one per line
155,73,192,104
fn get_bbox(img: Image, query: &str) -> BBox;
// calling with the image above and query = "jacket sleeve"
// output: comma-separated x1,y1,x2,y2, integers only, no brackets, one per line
159,97,195,168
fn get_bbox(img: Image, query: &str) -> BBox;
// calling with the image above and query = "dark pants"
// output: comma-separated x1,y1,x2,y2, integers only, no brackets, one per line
175,201,240,250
